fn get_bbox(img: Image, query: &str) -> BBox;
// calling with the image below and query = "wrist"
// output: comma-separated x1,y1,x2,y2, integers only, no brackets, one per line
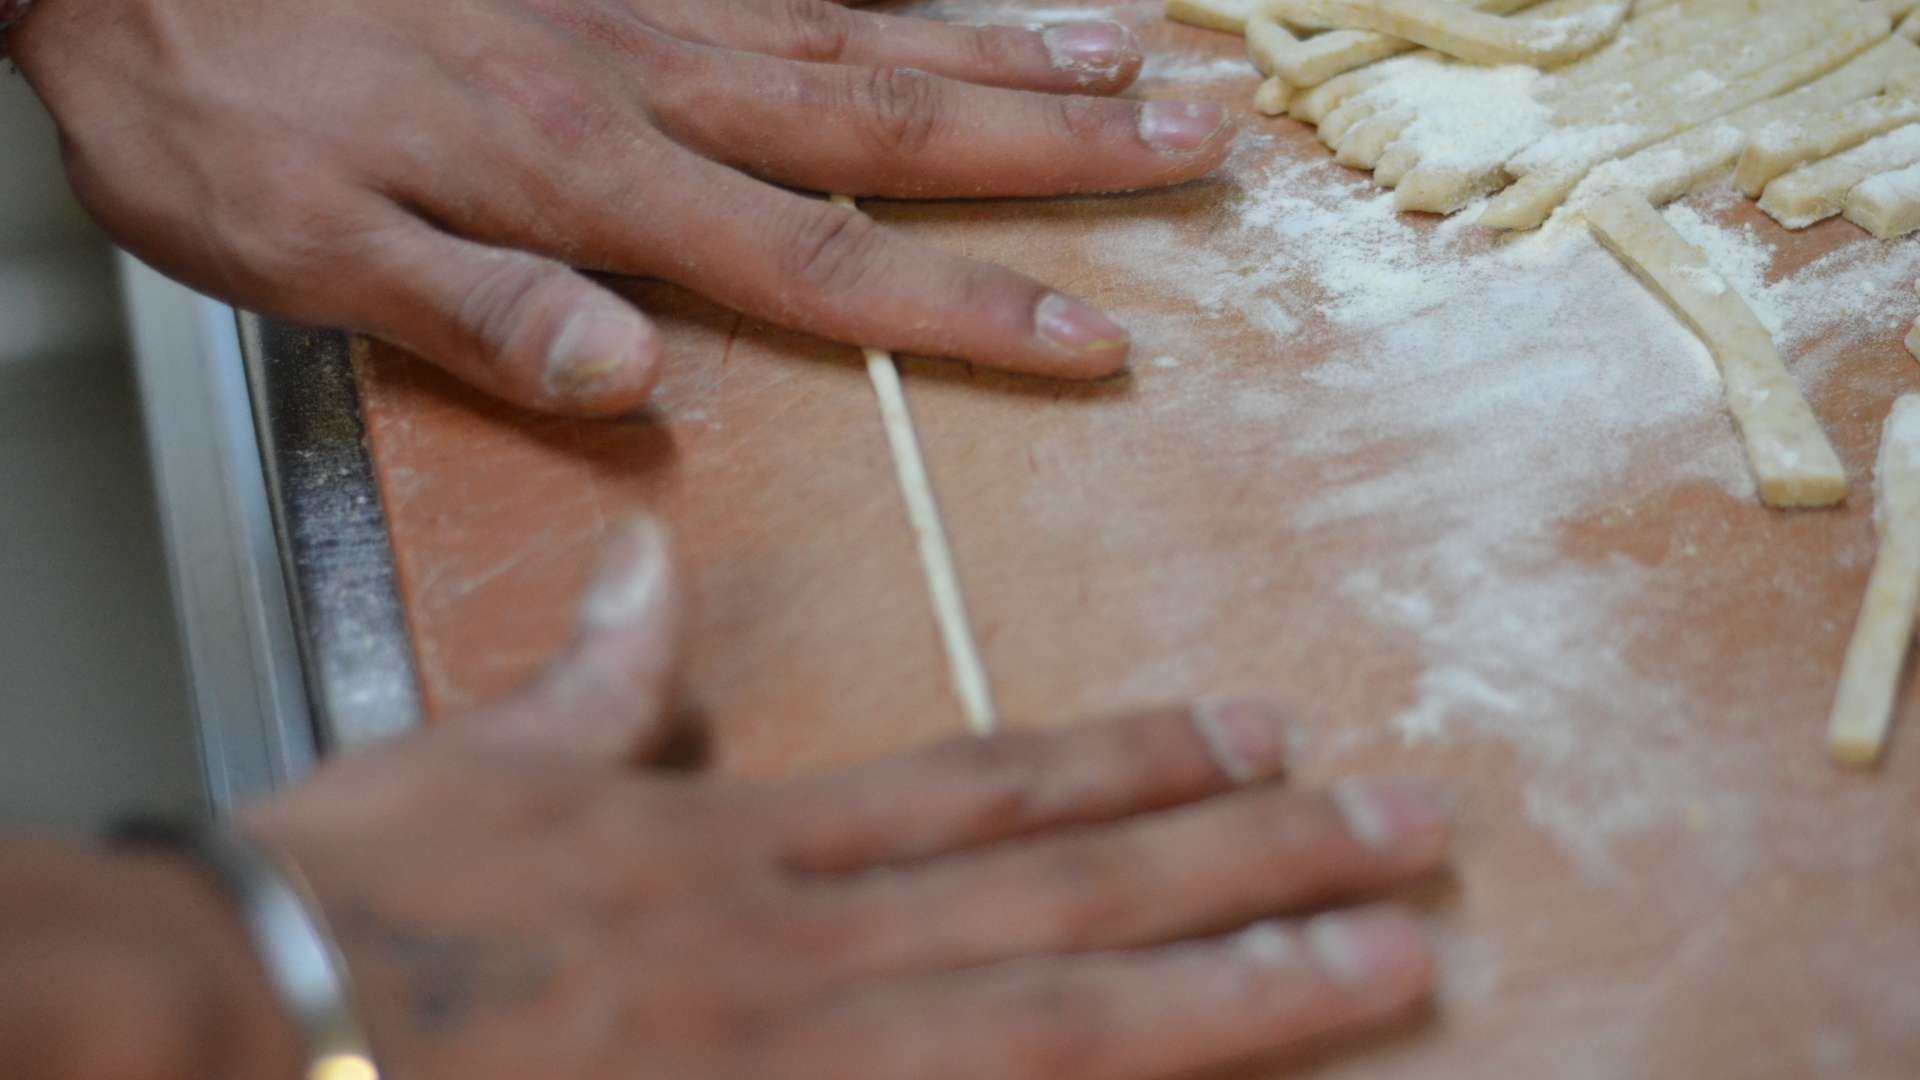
125,847,310,1080
0,840,303,1080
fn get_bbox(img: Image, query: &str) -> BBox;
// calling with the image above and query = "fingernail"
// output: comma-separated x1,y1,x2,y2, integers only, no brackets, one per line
580,517,670,631
1305,911,1427,987
1138,100,1228,153
1043,21,1136,80
1331,782,1446,851
1034,292,1128,356
546,307,647,399
1234,921,1305,967
1193,700,1289,783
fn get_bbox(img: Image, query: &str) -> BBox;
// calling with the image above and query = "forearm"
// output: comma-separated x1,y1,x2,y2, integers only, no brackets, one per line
0,838,301,1080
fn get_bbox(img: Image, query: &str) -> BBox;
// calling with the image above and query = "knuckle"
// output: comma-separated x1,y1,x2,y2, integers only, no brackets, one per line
948,260,1026,322
541,1,655,58
1044,96,1112,144
941,735,1053,831
968,26,1024,73
855,66,946,157
470,53,630,154
453,253,553,360
212,183,365,295
775,204,888,299
777,0,856,62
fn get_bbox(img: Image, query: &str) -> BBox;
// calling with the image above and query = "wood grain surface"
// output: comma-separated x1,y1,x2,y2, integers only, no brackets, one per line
354,2,1920,1074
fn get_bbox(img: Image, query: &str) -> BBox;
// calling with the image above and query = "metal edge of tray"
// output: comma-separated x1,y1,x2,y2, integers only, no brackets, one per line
237,312,423,755
121,257,315,811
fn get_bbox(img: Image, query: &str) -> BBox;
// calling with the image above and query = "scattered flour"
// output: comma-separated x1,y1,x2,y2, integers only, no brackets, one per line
1516,1,1628,51
1079,134,1920,880
1137,52,1261,83
1343,60,1553,174
1662,196,1920,388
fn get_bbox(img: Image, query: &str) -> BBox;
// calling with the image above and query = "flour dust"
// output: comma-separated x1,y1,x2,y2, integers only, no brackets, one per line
1079,128,1920,880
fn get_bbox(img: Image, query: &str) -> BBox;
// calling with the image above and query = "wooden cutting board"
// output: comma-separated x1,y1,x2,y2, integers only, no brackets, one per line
352,2,1920,1074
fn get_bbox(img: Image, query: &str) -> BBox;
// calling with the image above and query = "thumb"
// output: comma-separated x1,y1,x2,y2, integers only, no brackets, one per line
467,517,685,763
353,214,661,417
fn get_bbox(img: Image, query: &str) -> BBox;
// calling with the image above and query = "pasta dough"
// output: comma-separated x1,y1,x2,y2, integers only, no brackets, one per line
1910,277,1920,363
1582,193,1847,509
1828,395,1920,767
1254,74,1297,114
1844,160,1920,237
1758,123,1920,228
1203,0,1909,232
1736,92,1920,197
1582,35,1920,208
1276,0,1627,66
1165,0,1259,34
1484,16,1892,230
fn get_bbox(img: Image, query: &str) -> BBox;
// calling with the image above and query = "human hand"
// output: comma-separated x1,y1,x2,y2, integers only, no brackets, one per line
236,519,1449,1079
11,0,1233,416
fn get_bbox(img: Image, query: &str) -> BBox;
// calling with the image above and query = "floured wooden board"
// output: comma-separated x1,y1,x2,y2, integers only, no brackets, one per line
353,1,1920,1075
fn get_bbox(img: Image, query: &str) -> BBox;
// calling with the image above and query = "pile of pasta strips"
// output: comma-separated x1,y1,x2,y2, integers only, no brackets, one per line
1169,0,1920,764
1171,0,1920,234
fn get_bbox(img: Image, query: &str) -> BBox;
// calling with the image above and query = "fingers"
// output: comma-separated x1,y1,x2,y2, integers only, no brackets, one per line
630,0,1144,93
628,166,1137,378
822,779,1448,975
347,212,661,418
770,908,1433,1080
389,57,1204,377
772,702,1292,871
467,517,684,764
652,58,1231,198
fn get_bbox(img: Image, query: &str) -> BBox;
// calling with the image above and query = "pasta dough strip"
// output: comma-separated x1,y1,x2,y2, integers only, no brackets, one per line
1737,91,1920,197
1246,8,1302,75
1274,28,1421,88
1534,0,1753,104
1511,9,1869,179
1291,52,1416,122
1278,0,1627,66
1845,160,1920,237
1758,122,1920,229
1910,278,1920,362
1263,0,1547,86
1354,0,1660,210
1541,1,1811,122
1571,124,1749,209
1576,36,1920,209
1582,193,1847,509
1484,16,1891,230
1828,395,1920,767
1335,108,1414,168
1165,0,1259,34
830,196,997,735
1253,75,1296,114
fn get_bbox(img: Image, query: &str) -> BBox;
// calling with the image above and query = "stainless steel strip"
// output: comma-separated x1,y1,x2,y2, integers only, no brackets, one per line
239,314,422,753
